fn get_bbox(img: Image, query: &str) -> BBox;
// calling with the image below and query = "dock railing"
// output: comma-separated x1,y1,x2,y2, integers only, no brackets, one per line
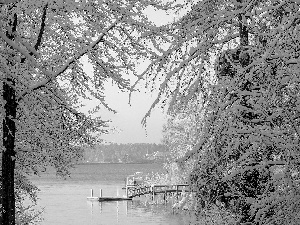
125,175,189,199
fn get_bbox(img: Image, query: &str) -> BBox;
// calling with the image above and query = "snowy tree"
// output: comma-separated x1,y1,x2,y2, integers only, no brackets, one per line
0,0,158,224
161,97,206,184
138,0,300,224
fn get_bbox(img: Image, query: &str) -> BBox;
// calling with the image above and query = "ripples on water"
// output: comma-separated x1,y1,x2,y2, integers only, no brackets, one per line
30,163,196,225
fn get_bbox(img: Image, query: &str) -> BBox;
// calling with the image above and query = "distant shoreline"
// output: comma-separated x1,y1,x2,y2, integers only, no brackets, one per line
76,162,163,165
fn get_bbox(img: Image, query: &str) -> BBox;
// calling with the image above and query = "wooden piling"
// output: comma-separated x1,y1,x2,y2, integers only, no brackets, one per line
151,185,155,201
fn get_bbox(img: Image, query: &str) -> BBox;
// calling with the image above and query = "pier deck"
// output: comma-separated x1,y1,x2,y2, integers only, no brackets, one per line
87,174,190,202
125,184,189,199
87,196,132,202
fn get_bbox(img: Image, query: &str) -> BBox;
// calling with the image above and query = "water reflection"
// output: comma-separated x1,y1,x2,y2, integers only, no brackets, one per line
87,199,198,225
32,164,197,225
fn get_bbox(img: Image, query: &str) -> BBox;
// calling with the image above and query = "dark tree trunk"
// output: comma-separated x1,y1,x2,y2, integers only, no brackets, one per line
0,5,47,223
1,13,18,225
2,78,17,225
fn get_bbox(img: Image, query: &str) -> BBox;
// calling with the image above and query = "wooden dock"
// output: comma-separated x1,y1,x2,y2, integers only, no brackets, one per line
124,173,190,199
87,188,133,202
87,174,190,202
125,184,189,199
87,196,132,202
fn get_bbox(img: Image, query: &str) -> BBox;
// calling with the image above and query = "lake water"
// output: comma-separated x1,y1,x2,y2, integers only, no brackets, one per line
30,163,195,225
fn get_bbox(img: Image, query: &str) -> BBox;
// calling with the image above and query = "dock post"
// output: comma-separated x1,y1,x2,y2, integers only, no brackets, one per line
100,189,102,197
164,185,167,202
125,177,129,198
151,185,155,201
91,189,93,197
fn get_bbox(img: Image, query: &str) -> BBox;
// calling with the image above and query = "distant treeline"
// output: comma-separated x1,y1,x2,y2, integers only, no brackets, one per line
83,143,167,163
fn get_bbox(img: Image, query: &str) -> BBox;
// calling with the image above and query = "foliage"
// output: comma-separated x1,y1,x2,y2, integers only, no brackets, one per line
194,205,238,225
143,171,172,186
14,175,43,224
0,0,160,224
140,0,300,224
161,97,207,183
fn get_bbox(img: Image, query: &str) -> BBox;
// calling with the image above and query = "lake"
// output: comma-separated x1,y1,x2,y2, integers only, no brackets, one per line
30,163,195,225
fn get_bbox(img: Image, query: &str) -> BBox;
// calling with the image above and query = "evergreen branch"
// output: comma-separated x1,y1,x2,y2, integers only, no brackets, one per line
285,110,300,140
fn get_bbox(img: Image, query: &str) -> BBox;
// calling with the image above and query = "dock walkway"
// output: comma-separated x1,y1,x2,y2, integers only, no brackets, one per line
125,183,189,199
124,173,189,199
87,173,190,202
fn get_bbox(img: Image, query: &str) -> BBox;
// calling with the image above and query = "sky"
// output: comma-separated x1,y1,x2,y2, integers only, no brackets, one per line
81,6,177,144
96,83,167,144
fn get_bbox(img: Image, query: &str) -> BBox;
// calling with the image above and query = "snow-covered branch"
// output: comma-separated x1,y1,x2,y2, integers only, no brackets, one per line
17,18,120,100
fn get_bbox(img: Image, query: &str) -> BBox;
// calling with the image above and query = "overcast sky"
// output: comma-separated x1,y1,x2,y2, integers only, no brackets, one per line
81,6,177,144
98,83,166,144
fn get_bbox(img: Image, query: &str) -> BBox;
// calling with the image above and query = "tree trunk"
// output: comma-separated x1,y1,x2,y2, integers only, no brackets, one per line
1,13,18,225
2,78,17,225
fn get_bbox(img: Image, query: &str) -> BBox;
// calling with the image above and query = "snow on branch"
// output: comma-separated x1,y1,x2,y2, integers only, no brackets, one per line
0,31,38,64
13,18,121,100
14,35,40,58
